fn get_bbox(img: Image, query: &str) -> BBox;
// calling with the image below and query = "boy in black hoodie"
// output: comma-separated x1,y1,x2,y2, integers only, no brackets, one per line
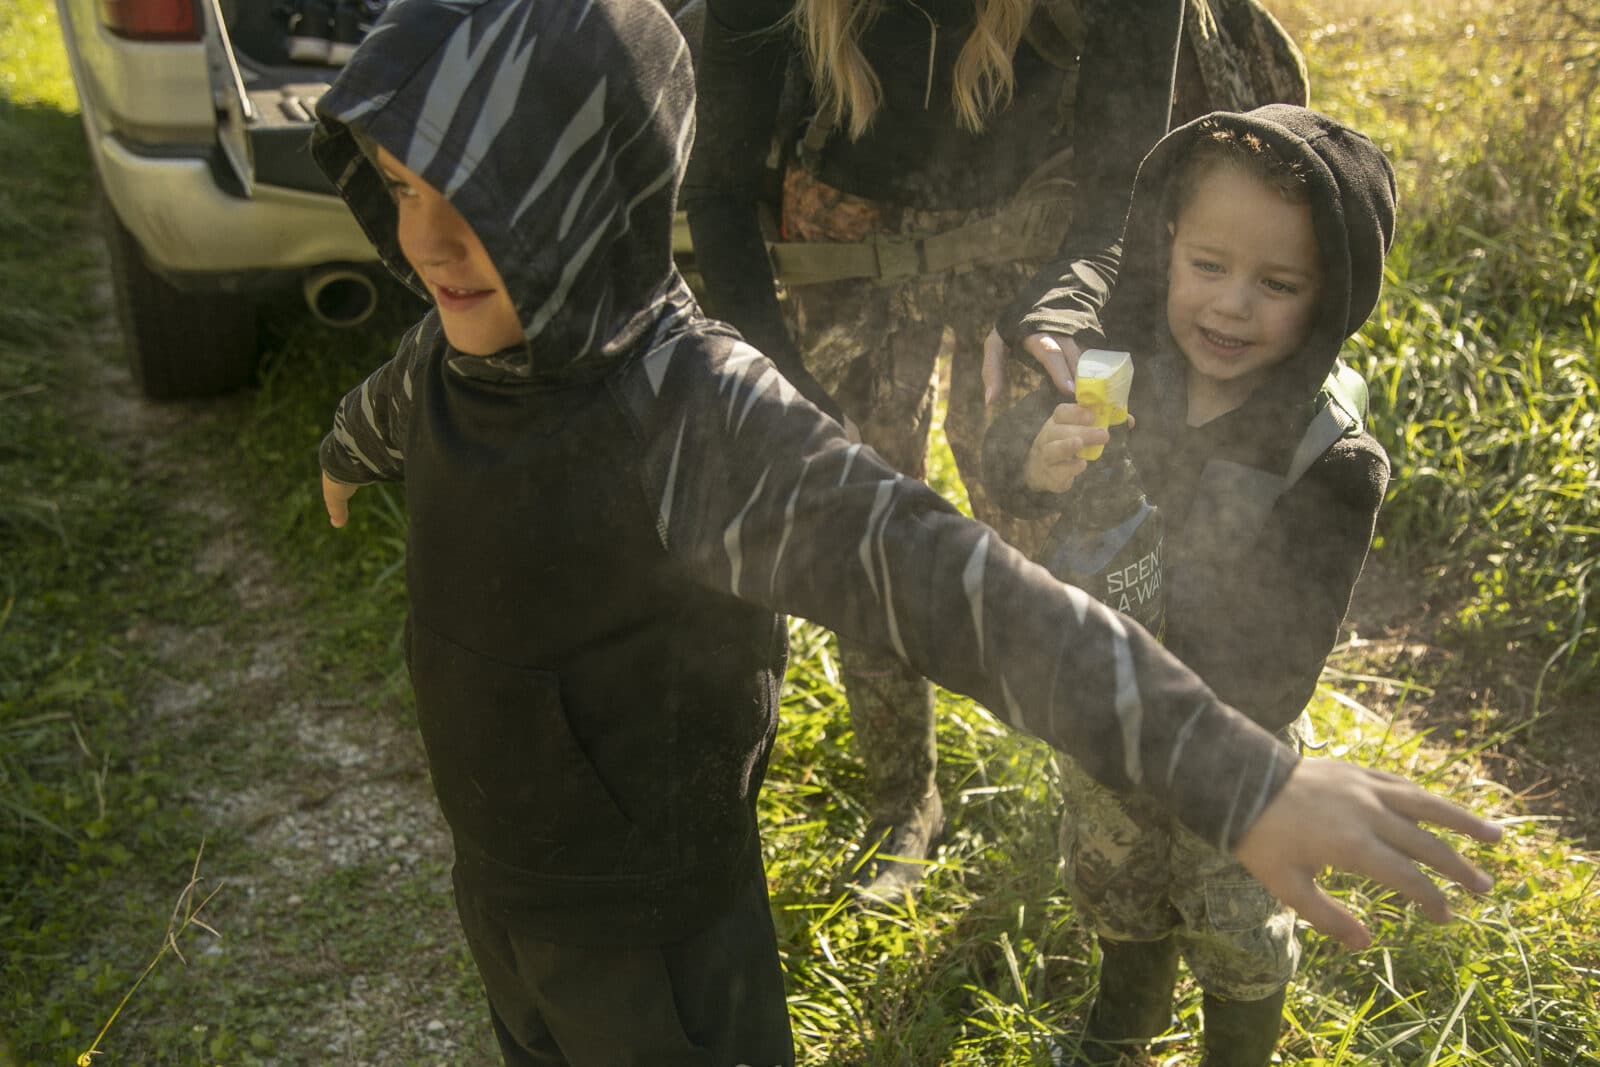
984,107,1405,1065
310,7,1495,1064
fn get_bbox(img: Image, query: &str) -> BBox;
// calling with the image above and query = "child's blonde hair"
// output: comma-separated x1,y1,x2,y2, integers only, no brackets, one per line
793,0,1035,140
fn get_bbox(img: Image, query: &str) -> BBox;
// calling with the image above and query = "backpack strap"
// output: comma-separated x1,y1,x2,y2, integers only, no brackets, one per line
1322,358,1369,433
796,104,837,172
1284,401,1351,486
1025,0,1088,69
1023,0,1085,135
1284,358,1371,485
1194,359,1371,542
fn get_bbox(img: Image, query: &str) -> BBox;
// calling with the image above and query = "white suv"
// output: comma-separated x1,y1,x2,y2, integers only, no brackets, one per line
56,0,384,399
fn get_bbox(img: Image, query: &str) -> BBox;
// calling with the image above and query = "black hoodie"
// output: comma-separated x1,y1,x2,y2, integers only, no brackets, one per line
986,105,1396,729
314,0,1299,945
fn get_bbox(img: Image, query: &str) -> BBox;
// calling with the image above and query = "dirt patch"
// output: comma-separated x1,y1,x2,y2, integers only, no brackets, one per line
1343,553,1600,849
65,278,494,1063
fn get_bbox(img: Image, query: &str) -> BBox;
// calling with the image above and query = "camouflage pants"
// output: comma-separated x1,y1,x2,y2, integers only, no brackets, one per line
781,169,1058,817
779,165,1059,554
1054,737,1302,1002
836,641,936,822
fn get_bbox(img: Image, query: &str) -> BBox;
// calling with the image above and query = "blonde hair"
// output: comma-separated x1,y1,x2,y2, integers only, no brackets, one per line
793,0,1035,140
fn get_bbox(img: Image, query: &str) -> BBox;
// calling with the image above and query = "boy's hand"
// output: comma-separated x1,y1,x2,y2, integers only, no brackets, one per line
983,328,1083,404
322,472,360,528
1023,403,1110,493
1233,757,1502,951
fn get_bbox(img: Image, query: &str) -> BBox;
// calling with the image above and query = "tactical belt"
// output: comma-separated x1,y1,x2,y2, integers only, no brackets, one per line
767,197,1074,286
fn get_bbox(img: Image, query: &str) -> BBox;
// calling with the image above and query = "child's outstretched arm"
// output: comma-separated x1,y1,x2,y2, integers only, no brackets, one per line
624,334,1499,947
1235,758,1501,950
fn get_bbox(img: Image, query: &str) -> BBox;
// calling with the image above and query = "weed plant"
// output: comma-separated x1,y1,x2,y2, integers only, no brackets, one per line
2,0,1597,1063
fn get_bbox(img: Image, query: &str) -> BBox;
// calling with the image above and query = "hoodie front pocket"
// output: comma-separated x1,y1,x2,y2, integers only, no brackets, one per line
407,622,634,865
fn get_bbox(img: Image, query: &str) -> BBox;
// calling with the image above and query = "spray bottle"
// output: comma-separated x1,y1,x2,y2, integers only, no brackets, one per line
1037,350,1165,638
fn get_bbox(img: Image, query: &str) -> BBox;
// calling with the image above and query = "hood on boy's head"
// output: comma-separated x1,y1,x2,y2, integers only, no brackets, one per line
1107,104,1397,421
310,0,695,375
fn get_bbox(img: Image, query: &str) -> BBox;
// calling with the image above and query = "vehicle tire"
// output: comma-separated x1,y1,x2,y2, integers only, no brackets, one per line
99,194,260,400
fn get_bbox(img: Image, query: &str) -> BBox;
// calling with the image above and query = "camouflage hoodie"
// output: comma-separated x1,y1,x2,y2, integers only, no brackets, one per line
313,0,1297,944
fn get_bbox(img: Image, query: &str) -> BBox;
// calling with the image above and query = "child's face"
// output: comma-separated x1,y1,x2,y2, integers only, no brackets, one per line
1165,163,1321,422
375,146,524,357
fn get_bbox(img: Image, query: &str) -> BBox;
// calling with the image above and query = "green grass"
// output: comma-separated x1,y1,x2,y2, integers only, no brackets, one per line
0,7,229,1053
2,0,1598,1064
1283,0,1600,693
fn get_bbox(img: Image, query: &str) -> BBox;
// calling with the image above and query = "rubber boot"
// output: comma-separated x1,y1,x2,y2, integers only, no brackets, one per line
1198,988,1286,1067
838,640,942,905
845,787,944,906
1060,936,1180,1066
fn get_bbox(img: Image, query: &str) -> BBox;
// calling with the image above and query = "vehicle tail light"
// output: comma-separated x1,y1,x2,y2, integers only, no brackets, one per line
98,0,203,41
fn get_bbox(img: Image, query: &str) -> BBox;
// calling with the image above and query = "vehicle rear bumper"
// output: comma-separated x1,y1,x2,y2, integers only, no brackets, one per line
96,133,377,276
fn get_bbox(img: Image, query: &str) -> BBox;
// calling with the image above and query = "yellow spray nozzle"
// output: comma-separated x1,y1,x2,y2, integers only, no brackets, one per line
1074,349,1133,460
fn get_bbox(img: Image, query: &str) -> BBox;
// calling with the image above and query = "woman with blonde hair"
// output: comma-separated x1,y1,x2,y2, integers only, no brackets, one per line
681,0,1302,906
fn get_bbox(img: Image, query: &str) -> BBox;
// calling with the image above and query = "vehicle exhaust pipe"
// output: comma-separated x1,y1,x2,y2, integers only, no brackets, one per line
303,267,378,328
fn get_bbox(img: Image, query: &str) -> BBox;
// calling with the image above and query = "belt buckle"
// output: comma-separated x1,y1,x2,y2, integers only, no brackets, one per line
873,236,924,282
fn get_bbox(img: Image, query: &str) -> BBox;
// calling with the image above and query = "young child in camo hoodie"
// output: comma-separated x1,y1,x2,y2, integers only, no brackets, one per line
984,105,1403,1065
310,5,1496,1063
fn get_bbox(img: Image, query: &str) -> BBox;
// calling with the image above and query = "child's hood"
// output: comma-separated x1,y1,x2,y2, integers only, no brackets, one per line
311,0,695,378
1107,104,1397,433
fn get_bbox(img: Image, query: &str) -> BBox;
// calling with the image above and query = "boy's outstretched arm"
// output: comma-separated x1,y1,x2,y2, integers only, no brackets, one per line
1234,758,1501,950
625,334,1500,948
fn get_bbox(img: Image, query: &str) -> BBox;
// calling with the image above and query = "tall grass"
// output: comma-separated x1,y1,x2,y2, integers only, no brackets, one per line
1282,0,1600,692
0,0,129,848
0,4,246,1052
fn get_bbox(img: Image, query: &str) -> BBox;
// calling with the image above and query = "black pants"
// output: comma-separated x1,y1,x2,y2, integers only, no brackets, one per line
453,864,794,1067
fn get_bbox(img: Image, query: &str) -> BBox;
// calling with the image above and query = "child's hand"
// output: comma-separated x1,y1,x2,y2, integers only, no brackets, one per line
1233,757,1502,951
1023,403,1111,493
322,472,360,528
